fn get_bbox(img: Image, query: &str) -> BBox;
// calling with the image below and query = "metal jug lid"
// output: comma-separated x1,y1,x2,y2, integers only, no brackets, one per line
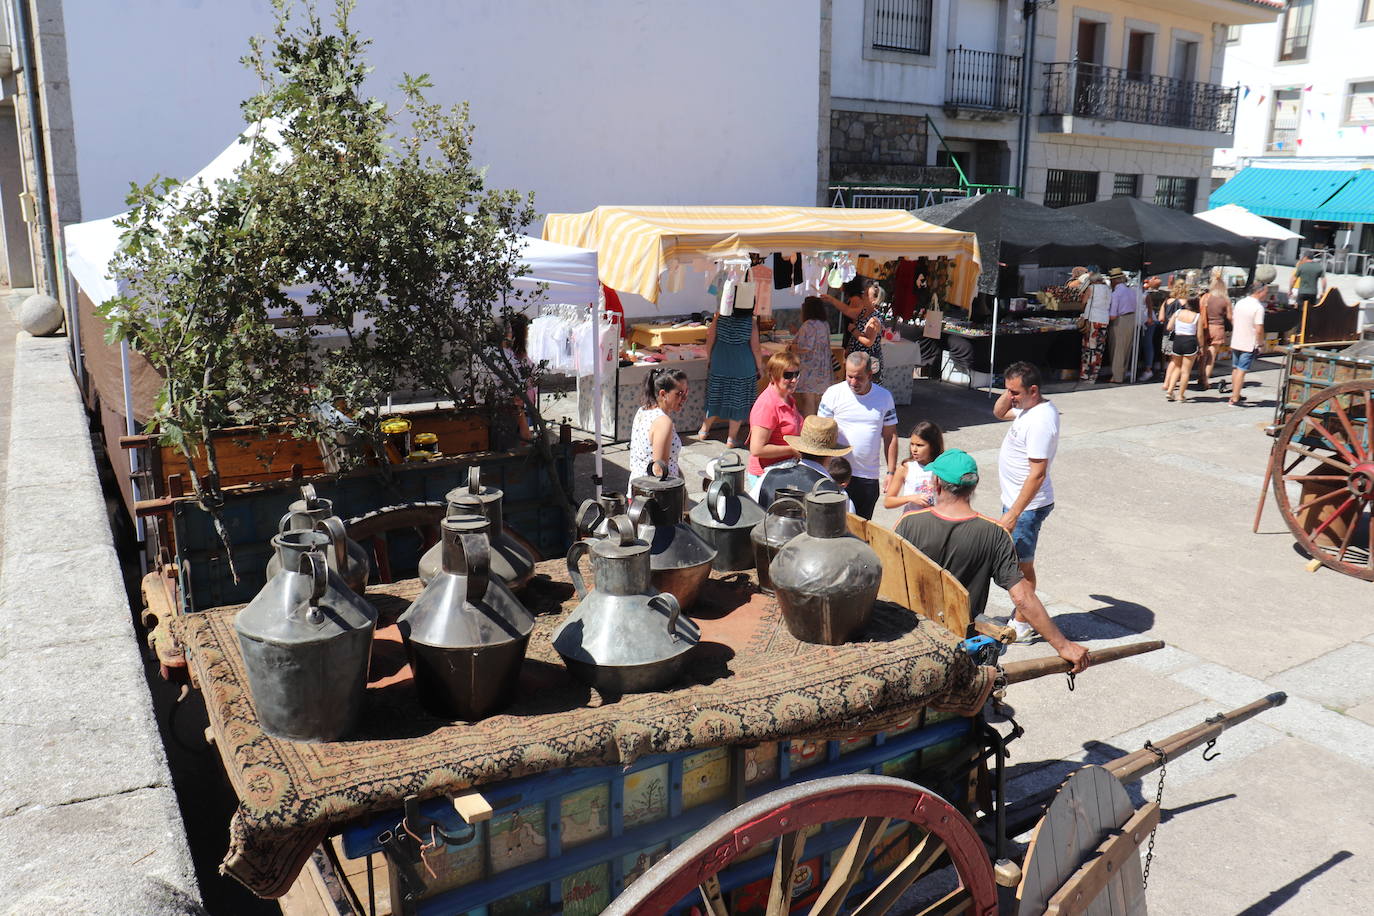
631,459,685,497
589,515,650,559
445,466,503,509
710,452,747,485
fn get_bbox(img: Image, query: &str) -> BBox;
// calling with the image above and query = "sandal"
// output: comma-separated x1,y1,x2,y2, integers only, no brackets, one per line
696,426,712,439
724,438,740,449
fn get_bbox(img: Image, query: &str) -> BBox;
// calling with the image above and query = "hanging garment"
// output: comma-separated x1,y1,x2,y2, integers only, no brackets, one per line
749,264,773,316
891,259,917,321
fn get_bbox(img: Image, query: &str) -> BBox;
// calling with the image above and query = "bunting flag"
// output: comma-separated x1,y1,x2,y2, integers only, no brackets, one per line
1242,85,1251,99
1320,111,1326,120
1304,84,1313,91
1258,94,1266,106
1297,138,1304,145
1276,141,1284,149
1338,129,1344,139
1364,125,1370,134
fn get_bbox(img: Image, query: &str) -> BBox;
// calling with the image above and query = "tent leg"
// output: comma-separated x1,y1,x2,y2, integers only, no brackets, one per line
989,296,998,397
591,288,605,500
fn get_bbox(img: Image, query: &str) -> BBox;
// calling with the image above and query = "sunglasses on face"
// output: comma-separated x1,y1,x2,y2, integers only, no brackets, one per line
781,370,800,380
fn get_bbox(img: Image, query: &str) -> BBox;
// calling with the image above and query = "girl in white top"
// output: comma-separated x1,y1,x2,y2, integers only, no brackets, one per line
629,367,688,478
1164,297,1203,403
883,420,944,516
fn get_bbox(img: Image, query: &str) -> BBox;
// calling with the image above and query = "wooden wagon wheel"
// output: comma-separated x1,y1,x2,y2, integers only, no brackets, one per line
605,774,997,916
1270,379,1374,580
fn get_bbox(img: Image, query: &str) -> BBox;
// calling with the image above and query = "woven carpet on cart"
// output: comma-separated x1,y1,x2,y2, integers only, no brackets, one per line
174,561,995,898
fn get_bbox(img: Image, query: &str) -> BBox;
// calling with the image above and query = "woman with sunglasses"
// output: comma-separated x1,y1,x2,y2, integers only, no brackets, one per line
746,350,803,492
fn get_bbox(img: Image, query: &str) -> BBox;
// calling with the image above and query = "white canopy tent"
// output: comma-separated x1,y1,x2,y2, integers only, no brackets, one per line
1193,204,1301,242
63,124,609,514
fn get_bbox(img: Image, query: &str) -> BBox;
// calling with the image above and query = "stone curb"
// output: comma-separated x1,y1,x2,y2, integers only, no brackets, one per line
0,333,202,910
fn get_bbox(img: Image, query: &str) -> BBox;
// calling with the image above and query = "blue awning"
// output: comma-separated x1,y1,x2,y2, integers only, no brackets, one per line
1316,170,1374,223
1209,167,1362,222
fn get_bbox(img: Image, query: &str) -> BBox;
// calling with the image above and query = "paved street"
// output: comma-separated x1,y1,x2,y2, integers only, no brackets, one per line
578,355,1374,914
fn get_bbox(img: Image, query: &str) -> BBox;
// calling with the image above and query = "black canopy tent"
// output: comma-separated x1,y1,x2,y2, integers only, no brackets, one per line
1062,197,1260,382
914,193,1143,294
913,194,1142,389
1060,197,1259,273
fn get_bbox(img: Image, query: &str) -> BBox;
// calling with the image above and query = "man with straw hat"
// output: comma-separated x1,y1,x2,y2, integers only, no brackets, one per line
753,416,852,509
896,449,1089,673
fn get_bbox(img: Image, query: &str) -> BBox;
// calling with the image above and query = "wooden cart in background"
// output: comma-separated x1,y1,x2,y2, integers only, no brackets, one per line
1256,340,1374,580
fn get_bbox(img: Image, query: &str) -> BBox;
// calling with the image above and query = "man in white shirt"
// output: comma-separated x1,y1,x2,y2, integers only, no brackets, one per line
994,361,1061,642
819,352,898,519
1228,280,1267,407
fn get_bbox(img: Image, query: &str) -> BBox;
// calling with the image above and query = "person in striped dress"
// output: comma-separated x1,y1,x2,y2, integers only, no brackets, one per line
698,311,765,448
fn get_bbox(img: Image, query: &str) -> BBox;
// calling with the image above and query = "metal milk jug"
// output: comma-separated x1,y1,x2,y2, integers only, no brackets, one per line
418,467,536,591
629,461,718,610
553,516,699,694
576,490,628,539
769,489,881,645
236,523,378,741
688,453,765,572
266,484,371,595
400,514,535,721
750,487,808,593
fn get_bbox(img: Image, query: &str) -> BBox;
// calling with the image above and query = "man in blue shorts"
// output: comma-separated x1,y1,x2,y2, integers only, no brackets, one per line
1228,280,1267,407
994,362,1060,643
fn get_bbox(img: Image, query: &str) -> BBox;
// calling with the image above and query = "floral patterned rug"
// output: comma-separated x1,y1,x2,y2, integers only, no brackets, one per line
174,562,993,897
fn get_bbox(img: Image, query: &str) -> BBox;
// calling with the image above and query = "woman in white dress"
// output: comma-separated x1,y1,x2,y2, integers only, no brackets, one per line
629,367,688,478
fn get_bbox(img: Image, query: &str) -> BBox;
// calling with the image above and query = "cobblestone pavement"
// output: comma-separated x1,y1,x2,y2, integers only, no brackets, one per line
575,355,1374,914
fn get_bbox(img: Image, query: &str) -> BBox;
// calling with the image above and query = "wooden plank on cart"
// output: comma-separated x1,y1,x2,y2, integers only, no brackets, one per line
865,523,912,608
939,570,971,638
1045,803,1160,916
1017,765,1148,916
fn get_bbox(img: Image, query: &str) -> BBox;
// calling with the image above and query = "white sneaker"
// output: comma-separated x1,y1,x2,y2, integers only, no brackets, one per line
1009,619,1037,644
1138,369,1154,382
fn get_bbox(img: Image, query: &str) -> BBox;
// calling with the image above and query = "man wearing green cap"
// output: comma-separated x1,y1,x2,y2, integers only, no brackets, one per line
895,449,1089,673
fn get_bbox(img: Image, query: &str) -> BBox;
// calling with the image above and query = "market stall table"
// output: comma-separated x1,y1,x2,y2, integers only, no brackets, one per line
924,317,1081,377
173,559,994,899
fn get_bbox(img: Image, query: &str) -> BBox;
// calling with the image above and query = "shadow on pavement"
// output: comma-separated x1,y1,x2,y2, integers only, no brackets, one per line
1234,850,1355,916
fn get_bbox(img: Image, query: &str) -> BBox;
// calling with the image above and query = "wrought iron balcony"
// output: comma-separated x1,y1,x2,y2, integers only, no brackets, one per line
1040,61,1238,134
946,47,1022,113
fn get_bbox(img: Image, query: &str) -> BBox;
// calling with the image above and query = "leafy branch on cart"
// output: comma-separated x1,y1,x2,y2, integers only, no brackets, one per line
99,0,574,577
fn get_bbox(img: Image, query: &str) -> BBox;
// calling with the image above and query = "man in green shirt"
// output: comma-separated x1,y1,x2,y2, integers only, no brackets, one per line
1292,255,1326,309
895,449,1088,672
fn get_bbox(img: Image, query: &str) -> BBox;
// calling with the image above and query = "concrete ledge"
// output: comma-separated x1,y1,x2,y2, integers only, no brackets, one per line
0,334,201,909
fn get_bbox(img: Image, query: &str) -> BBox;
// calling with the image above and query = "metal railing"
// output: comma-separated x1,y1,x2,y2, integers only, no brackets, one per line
872,0,933,55
1040,61,1238,133
830,183,1017,210
946,47,1022,112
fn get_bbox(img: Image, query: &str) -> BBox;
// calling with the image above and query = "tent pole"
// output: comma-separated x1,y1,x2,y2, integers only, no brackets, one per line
592,287,606,499
989,295,999,396
120,340,144,543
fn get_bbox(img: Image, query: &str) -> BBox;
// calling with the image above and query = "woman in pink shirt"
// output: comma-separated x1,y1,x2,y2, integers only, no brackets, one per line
746,350,803,489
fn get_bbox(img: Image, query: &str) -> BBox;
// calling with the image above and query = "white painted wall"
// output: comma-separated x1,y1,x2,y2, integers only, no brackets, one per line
62,0,822,226
1219,0,1374,167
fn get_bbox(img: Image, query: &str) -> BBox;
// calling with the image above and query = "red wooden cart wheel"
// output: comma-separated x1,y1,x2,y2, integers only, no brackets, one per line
605,774,997,916
1270,379,1374,581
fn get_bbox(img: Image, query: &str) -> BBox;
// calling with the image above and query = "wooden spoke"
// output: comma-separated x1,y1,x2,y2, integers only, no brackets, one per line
912,886,973,916
1293,487,1350,517
1282,474,1350,484
766,831,808,916
807,816,891,916
1301,415,1359,467
1308,497,1357,544
1365,389,1373,456
1335,505,1360,563
1281,440,1352,472
851,833,948,916
698,874,728,916
1329,398,1367,461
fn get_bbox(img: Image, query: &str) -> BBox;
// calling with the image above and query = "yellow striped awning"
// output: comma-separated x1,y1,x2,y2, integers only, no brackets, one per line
541,205,982,304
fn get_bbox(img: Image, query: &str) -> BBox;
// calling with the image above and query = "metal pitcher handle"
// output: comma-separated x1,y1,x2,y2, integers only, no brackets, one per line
706,477,733,523
649,592,683,642
297,551,327,625
575,498,605,537
763,496,804,544
628,494,658,531
457,529,490,602
467,465,482,495
648,458,670,480
566,540,591,598
301,483,319,507
315,516,349,577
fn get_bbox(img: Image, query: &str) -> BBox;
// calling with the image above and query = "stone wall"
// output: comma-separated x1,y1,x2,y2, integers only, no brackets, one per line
829,109,935,184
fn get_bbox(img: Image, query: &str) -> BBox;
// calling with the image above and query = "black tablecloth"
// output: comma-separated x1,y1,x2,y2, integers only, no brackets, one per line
943,328,1080,373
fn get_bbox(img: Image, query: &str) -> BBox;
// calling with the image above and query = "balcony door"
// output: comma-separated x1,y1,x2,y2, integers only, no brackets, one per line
1075,20,1107,116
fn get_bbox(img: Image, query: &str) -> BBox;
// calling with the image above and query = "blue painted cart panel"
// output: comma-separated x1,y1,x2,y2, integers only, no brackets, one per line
337,711,977,915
